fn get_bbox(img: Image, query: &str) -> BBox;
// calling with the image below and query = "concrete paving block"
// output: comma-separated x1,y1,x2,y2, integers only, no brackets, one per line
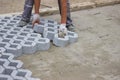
10,60,23,69
43,27,57,40
9,20,19,24
17,32,29,37
5,43,22,57
0,33,5,38
0,53,14,61
0,65,4,74
11,27,22,32
0,59,21,70
1,38,13,43
0,58,9,68
23,25,32,30
13,76,27,80
10,39,24,45
2,66,15,75
46,19,58,25
3,34,16,40
1,19,9,23
0,42,10,48
6,23,16,27
0,22,6,26
2,26,13,31
68,31,78,43
0,74,13,80
12,17,21,21
25,37,38,42
53,34,69,47
21,41,37,54
28,33,41,39
7,30,19,35
5,59,23,69
4,16,12,20
24,24,33,29
13,35,26,41
13,15,22,18
0,29,8,34
0,47,6,53
12,15,21,20
46,23,58,29
0,25,3,29
20,28,34,33
36,38,50,51
39,18,46,23
3,64,17,70
12,69,32,79
40,21,47,26
0,37,3,41
33,23,45,33
18,69,32,78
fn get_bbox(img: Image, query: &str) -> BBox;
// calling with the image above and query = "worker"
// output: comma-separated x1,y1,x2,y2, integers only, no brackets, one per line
18,0,75,31
18,0,75,37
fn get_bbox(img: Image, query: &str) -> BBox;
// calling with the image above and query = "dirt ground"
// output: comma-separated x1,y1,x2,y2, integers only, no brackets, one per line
0,0,87,14
17,4,120,80
0,0,119,14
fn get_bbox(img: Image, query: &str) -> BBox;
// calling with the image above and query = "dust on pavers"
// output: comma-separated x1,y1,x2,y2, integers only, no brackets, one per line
17,4,120,80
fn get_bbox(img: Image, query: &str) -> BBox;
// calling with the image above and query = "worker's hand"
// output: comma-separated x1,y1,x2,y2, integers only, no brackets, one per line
58,24,68,38
32,13,40,27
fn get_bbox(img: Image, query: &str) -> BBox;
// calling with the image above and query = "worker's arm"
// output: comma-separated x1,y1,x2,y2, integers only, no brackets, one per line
58,0,68,38
32,0,41,26
34,0,41,14
60,0,67,24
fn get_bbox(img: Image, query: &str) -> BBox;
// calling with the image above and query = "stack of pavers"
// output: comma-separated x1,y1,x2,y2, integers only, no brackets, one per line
0,14,78,80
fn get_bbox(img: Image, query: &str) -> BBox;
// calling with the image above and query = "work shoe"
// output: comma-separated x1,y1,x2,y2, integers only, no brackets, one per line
67,24,75,32
17,20,28,27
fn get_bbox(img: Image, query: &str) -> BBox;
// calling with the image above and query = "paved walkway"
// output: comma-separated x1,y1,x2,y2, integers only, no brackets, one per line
18,4,120,80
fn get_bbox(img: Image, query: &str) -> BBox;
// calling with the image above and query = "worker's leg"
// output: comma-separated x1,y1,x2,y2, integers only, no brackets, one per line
58,0,62,14
18,0,34,27
22,0,34,22
66,0,73,26
58,0,75,31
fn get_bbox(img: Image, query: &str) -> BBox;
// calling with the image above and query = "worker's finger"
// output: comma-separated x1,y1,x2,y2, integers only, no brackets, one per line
32,20,40,28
